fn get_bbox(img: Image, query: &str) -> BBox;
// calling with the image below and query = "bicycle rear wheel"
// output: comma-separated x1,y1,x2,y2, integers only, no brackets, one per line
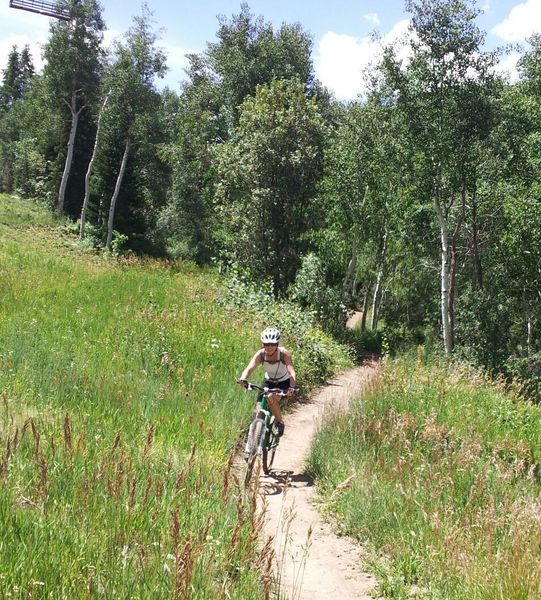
262,430,277,474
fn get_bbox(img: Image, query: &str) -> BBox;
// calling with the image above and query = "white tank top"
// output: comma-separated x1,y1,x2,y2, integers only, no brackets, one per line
260,347,289,382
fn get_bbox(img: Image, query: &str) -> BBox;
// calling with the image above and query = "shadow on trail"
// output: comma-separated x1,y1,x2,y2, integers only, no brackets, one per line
259,469,314,497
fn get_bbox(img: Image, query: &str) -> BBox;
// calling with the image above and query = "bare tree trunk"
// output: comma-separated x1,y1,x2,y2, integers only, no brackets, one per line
343,252,357,295
471,180,483,289
106,138,130,251
434,195,453,354
448,186,466,352
361,284,370,332
80,92,109,239
448,241,458,351
57,91,84,213
370,230,388,331
370,273,383,331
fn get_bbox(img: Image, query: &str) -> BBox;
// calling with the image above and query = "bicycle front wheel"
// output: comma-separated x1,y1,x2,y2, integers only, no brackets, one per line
244,420,264,487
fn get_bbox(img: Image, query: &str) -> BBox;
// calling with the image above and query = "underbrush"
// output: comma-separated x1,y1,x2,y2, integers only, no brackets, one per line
222,270,353,392
308,349,541,599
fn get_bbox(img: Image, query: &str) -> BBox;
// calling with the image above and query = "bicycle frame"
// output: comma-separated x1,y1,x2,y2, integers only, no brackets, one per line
242,383,287,483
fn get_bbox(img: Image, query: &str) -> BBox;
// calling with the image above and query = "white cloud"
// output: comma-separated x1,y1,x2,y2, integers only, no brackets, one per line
0,3,51,74
316,19,410,101
158,41,191,90
363,13,380,27
493,51,522,82
0,33,46,73
491,0,541,42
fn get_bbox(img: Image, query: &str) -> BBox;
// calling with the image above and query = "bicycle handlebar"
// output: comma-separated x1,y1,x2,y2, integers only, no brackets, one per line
238,381,298,396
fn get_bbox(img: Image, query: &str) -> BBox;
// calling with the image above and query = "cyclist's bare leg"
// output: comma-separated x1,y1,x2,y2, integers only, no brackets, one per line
267,393,283,422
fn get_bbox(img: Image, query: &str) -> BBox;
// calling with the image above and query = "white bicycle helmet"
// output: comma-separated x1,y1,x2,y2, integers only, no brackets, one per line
261,327,281,343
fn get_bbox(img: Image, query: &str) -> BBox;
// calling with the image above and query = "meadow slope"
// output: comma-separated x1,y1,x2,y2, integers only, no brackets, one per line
0,195,352,598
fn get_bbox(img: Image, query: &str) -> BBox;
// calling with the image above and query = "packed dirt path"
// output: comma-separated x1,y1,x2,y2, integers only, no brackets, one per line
259,363,379,599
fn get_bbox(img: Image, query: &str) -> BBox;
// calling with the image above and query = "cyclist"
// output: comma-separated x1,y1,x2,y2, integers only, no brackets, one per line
237,327,296,436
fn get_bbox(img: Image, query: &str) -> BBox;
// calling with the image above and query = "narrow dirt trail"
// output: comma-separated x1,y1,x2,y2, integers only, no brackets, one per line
259,363,379,599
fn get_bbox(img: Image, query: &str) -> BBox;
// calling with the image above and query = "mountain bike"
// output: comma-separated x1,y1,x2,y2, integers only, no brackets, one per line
242,383,292,487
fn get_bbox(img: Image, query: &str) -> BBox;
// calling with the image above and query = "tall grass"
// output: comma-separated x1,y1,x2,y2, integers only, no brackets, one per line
0,194,350,598
308,349,541,599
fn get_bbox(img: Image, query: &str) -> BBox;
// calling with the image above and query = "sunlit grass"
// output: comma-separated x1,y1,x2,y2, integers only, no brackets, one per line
0,194,280,597
308,349,541,599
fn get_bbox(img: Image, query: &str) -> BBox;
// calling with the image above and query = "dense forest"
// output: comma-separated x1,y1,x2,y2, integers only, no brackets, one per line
1,0,540,396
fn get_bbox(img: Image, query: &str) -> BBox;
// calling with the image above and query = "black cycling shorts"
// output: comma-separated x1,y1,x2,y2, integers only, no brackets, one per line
259,378,290,401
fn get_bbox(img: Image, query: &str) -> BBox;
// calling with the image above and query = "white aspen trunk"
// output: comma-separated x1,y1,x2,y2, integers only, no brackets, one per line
80,92,109,239
434,196,453,354
361,284,370,332
527,317,532,355
57,91,84,213
343,252,357,294
370,230,388,331
370,272,383,331
106,138,130,251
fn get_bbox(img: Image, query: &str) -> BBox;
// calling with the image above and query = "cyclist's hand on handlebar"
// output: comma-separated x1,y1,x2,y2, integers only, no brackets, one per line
237,378,248,388
287,386,298,397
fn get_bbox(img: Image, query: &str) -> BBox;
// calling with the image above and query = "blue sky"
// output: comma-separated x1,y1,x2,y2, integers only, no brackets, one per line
1,0,541,100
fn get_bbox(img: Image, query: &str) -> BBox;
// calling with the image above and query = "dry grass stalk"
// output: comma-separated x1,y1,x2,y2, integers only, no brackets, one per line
255,536,275,600
49,433,56,458
37,452,48,504
169,508,202,600
175,444,197,493
128,476,137,511
173,537,194,600
170,508,180,549
0,425,22,476
63,412,72,452
222,452,234,503
143,472,153,506
113,448,127,496
30,418,40,459
0,436,13,477
154,477,165,501
21,417,32,440
142,424,156,460
87,567,95,600
330,474,355,501
110,430,121,457
227,495,246,564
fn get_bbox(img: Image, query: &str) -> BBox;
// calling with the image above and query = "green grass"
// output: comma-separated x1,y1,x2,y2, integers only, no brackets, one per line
1,194,339,598
308,348,541,599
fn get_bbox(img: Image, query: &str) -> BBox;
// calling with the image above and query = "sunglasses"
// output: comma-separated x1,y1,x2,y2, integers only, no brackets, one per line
263,343,278,347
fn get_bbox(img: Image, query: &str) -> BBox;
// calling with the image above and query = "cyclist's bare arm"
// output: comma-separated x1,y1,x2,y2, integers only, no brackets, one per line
237,350,263,385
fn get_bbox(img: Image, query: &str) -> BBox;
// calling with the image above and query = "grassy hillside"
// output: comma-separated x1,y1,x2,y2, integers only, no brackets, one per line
0,195,350,598
308,350,541,599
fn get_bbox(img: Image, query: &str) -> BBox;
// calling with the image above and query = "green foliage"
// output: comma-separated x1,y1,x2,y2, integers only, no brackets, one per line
216,78,326,292
505,353,541,402
308,352,541,598
201,3,315,120
158,3,316,265
222,268,353,390
290,252,348,335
